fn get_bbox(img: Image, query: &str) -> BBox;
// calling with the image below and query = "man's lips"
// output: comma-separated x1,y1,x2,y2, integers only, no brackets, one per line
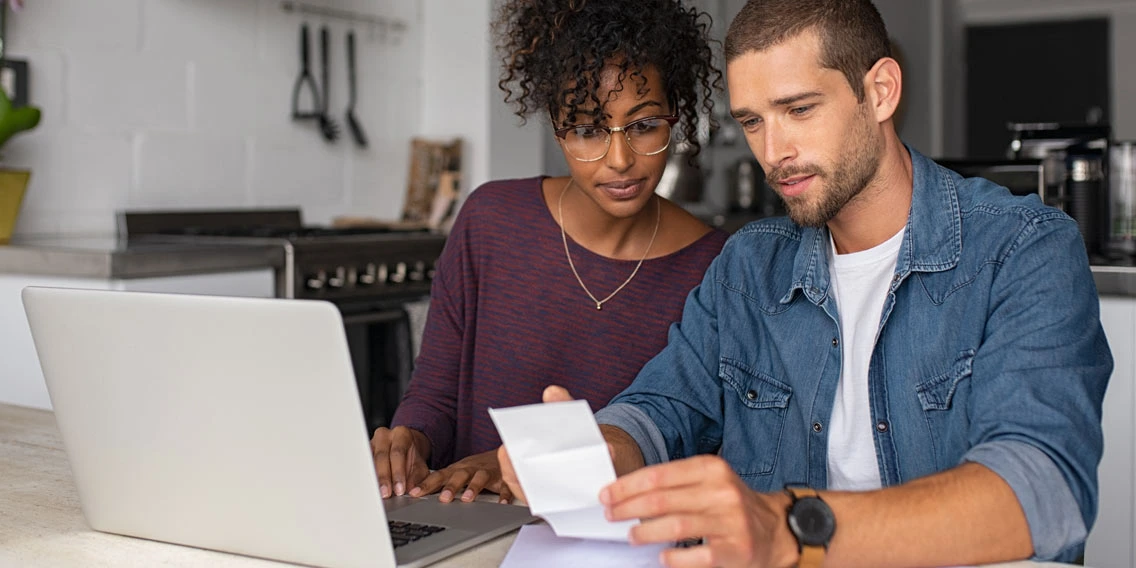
772,174,816,198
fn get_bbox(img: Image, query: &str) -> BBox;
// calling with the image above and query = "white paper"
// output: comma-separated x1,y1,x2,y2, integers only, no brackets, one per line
489,400,636,541
500,524,667,568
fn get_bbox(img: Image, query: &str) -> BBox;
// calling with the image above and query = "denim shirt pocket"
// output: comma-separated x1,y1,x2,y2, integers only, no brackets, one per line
720,358,793,476
915,349,976,411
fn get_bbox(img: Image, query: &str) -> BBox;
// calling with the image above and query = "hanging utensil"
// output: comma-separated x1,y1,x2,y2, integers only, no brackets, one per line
290,23,322,120
345,30,368,148
317,25,340,142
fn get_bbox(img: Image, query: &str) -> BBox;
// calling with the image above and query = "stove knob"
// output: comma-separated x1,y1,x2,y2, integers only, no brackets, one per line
305,270,327,290
390,262,407,284
327,267,347,288
358,263,378,285
426,263,437,280
409,261,426,282
377,263,389,285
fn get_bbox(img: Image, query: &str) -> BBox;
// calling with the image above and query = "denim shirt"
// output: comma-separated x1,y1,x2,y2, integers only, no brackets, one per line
596,147,1112,561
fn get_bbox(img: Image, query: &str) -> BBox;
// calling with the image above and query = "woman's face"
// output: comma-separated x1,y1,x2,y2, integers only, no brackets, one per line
555,64,674,220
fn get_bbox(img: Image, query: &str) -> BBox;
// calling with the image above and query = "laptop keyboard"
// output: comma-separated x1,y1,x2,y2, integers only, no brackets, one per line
388,520,448,548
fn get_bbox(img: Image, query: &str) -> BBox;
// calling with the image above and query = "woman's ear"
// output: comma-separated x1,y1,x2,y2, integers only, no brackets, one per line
862,56,902,124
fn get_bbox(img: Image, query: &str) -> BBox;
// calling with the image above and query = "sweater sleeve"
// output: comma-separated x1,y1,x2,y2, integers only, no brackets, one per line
390,198,478,468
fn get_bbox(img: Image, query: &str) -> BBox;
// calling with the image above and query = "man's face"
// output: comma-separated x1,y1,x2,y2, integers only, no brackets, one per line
727,30,883,228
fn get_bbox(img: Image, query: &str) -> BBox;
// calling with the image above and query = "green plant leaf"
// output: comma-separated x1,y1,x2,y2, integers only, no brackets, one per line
0,87,41,149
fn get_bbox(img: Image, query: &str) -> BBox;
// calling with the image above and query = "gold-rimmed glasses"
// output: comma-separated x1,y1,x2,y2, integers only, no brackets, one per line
554,115,679,162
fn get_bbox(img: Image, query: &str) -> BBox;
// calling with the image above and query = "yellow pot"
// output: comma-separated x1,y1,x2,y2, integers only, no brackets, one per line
0,169,30,244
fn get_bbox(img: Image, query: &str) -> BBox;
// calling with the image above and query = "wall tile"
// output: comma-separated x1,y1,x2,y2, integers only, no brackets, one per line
130,132,249,209
69,53,190,133
6,0,143,52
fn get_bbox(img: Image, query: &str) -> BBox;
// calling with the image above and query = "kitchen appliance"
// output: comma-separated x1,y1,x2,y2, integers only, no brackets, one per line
119,208,447,432
936,159,1047,201
1110,142,1136,259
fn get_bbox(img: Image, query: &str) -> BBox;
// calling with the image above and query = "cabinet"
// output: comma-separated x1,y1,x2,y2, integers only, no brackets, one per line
1085,296,1136,568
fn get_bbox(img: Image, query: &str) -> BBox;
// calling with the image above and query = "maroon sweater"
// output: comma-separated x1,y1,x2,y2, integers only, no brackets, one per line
391,177,728,468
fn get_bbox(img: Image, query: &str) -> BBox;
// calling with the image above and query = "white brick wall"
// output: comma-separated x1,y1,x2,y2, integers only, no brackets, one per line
2,0,422,236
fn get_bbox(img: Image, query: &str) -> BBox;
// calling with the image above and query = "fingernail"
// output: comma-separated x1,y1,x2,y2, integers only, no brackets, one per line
598,488,610,505
604,507,614,521
380,485,391,498
440,490,453,502
394,482,404,496
409,487,422,497
499,498,509,504
462,490,474,502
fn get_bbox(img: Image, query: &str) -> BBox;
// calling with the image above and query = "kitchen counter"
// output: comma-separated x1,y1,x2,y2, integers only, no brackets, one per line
0,235,284,279
2,235,1136,297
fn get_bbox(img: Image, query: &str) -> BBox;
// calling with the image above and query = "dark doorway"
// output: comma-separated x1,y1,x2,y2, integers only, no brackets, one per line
966,18,1110,158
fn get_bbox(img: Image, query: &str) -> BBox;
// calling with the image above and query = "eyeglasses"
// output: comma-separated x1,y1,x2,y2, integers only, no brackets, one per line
554,115,679,162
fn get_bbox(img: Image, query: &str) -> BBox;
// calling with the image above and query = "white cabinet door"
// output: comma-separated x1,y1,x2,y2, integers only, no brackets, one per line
1086,296,1136,568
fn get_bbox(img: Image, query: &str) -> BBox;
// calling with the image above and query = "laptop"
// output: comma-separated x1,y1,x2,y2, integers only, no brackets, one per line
21,286,535,568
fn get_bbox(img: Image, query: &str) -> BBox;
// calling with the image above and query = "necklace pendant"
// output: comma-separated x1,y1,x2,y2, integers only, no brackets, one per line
596,303,602,310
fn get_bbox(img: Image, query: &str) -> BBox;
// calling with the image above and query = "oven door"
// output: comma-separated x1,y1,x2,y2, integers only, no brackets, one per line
338,301,415,434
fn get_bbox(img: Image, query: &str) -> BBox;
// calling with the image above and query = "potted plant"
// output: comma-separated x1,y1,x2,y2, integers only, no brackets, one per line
0,0,40,244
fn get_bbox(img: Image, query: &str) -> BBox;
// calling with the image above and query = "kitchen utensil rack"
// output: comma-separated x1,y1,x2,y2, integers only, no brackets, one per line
280,1,407,41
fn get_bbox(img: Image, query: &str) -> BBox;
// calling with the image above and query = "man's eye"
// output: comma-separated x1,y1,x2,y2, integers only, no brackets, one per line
790,105,813,116
740,117,761,130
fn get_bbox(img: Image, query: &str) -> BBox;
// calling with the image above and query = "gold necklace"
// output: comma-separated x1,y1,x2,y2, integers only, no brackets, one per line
557,178,661,310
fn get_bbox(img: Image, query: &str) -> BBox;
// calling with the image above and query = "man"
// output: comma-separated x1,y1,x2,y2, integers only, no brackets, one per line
499,0,1112,566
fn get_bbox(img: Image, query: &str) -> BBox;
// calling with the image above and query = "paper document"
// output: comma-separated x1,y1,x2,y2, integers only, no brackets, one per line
489,400,636,541
500,523,667,568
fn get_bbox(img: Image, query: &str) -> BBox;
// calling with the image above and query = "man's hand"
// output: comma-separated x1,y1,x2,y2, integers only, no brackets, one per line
371,426,431,498
409,449,514,504
600,455,799,568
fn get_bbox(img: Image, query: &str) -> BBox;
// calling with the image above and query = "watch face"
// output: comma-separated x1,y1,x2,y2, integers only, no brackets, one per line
788,497,836,546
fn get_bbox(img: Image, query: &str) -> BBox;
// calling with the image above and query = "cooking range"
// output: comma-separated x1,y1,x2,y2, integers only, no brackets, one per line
120,208,447,433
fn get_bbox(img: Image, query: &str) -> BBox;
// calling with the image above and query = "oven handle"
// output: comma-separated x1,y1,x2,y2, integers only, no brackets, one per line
340,309,407,326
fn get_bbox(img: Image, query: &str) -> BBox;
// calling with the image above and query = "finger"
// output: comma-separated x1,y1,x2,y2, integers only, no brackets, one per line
388,429,414,496
601,456,727,507
607,484,725,523
439,469,473,503
497,445,527,503
407,458,431,493
629,513,721,547
411,470,448,497
371,428,394,498
542,385,574,403
497,483,514,505
461,470,491,502
659,543,717,568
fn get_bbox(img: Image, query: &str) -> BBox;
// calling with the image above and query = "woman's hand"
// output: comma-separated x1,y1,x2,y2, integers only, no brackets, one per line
410,449,514,503
371,426,431,498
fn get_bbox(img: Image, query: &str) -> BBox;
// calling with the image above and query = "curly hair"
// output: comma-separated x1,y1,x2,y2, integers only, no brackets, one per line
494,0,720,158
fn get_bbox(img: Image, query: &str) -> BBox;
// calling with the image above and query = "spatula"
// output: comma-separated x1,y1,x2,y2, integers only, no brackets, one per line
345,31,368,148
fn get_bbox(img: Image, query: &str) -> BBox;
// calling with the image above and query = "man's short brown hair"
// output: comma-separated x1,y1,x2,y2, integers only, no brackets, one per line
724,0,891,101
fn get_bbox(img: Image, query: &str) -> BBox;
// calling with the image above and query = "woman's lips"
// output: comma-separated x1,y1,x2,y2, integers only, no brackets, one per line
775,175,816,198
597,179,646,200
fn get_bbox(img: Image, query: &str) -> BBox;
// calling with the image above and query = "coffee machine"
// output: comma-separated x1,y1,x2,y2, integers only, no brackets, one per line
1007,122,1112,259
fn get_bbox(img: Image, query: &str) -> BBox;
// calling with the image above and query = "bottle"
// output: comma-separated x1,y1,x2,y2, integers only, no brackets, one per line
1067,153,1105,258
1109,142,1136,260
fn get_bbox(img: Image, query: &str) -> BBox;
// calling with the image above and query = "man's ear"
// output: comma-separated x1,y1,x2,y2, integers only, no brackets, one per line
862,57,902,124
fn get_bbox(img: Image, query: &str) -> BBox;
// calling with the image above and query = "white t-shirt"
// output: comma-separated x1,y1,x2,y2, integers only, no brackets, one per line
825,227,905,491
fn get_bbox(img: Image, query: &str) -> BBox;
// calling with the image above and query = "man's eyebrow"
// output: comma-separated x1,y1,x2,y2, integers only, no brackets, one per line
771,91,823,106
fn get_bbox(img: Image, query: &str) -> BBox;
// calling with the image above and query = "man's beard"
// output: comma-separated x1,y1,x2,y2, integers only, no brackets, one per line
768,105,883,228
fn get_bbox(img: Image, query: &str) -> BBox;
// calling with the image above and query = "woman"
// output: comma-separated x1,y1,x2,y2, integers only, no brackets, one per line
372,0,726,504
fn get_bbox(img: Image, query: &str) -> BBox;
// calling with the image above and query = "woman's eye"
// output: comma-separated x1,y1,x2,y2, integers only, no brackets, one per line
574,126,602,138
627,120,658,134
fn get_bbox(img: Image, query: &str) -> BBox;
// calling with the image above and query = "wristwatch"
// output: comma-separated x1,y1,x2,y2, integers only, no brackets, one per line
784,486,836,568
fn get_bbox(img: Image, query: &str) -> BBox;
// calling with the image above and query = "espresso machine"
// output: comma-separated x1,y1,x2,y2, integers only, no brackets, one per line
1006,122,1113,260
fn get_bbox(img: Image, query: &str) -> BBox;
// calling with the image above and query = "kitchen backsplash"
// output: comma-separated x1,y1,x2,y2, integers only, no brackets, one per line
2,0,422,236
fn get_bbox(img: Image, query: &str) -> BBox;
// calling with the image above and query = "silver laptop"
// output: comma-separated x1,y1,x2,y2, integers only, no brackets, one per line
21,286,535,568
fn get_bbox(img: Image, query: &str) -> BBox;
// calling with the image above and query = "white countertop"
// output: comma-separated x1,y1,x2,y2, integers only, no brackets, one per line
0,403,1083,567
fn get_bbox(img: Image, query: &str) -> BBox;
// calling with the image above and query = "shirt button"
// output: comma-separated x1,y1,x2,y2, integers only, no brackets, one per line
812,422,823,433
746,390,757,401
876,421,889,433
831,337,839,348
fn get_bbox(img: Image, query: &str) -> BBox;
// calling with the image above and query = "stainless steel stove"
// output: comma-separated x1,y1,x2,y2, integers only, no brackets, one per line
121,209,447,303
120,208,448,432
